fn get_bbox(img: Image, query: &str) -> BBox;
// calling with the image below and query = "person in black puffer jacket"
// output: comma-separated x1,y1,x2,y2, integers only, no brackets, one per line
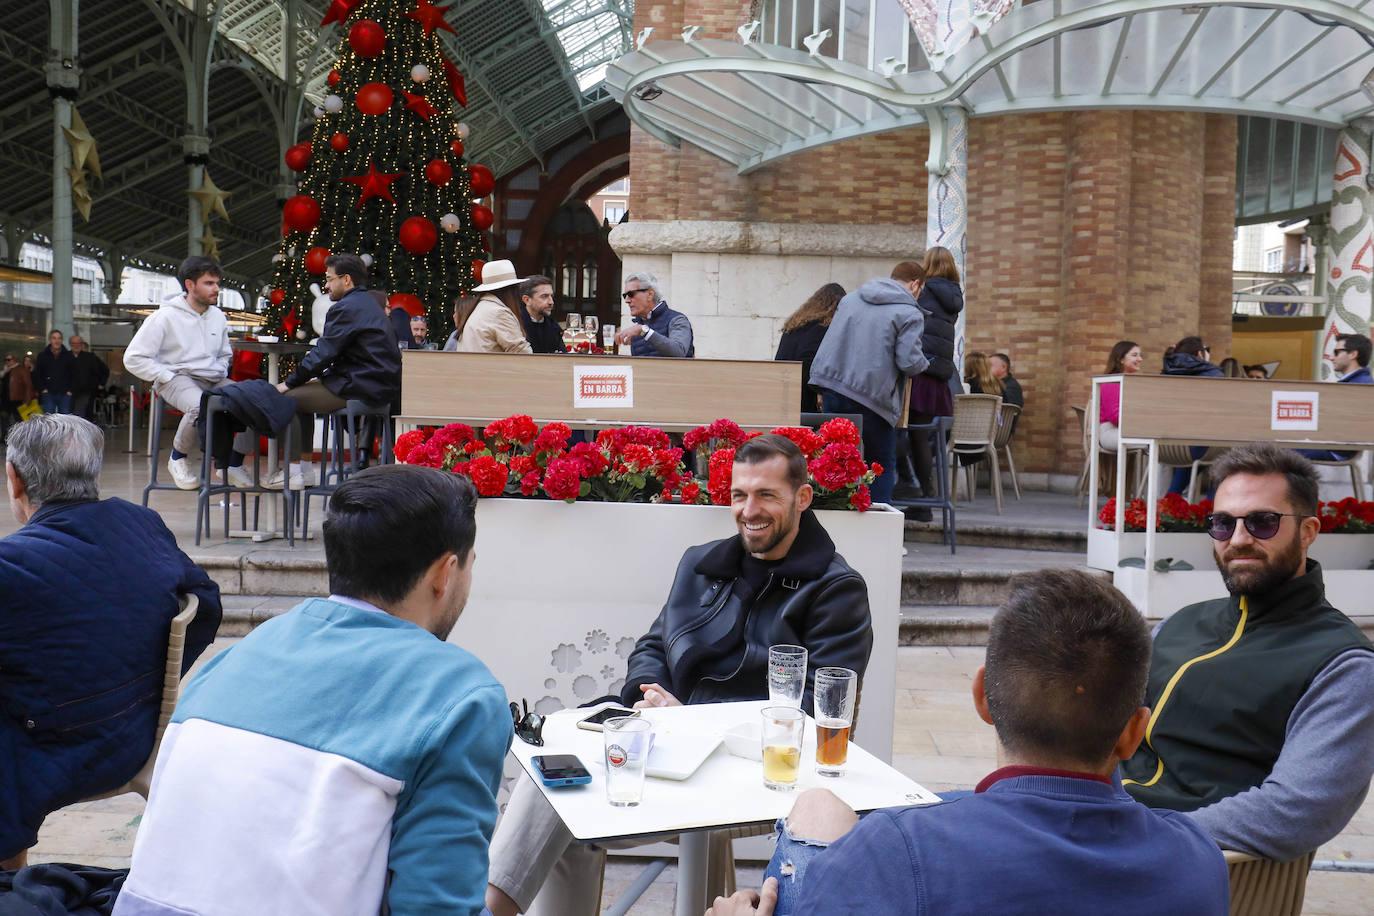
1161,335,1224,493
775,283,845,412
900,249,964,513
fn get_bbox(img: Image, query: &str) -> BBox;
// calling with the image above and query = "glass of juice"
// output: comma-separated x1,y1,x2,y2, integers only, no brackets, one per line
813,667,857,777
761,706,805,791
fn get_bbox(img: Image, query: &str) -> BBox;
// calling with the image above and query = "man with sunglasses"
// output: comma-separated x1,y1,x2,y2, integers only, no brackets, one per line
1121,444,1374,862
1299,332,1372,462
613,270,694,357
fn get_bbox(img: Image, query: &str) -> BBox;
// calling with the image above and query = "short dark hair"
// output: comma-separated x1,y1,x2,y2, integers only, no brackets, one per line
1337,333,1372,368
1174,336,1207,358
520,275,553,299
984,569,1150,767
992,353,1012,372
177,255,221,289
890,261,923,284
325,253,369,288
733,433,808,491
323,466,477,604
1210,443,1319,516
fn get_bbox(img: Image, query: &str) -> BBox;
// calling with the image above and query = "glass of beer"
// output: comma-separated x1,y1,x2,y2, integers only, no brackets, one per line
602,325,616,353
603,717,652,807
768,645,808,707
761,706,805,791
813,667,857,777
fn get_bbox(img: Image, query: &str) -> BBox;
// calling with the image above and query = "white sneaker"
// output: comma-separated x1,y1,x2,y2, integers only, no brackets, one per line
225,466,255,489
167,456,200,490
264,467,315,491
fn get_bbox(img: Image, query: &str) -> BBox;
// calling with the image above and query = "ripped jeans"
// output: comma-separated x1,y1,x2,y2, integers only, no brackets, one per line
763,816,833,916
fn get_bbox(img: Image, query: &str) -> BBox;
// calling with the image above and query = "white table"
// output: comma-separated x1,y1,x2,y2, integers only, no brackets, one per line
509,701,939,916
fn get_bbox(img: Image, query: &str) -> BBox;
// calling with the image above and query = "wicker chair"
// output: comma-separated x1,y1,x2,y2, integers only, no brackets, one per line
1157,444,1227,502
948,394,1003,512
1072,405,1146,508
1224,849,1314,916
995,402,1022,501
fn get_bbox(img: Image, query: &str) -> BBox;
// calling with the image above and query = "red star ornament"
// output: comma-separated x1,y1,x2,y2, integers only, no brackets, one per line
281,305,300,340
342,159,406,207
319,0,357,27
401,90,437,120
406,0,457,36
441,56,467,107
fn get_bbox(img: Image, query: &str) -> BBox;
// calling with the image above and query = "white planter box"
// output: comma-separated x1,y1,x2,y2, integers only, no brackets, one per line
447,499,903,762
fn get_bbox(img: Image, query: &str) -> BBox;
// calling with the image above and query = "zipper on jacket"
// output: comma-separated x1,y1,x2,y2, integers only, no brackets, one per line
665,579,734,657
1123,596,1249,788
693,573,776,695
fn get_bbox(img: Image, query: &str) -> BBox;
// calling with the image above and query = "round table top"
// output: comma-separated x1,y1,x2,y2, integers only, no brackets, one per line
230,339,313,354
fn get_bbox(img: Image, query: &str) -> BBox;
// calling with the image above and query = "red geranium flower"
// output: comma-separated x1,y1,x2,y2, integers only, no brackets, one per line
681,481,702,503
466,455,510,497
395,429,427,463
542,456,583,502
818,418,861,447
849,485,872,512
708,448,736,506
534,422,572,453
769,426,825,457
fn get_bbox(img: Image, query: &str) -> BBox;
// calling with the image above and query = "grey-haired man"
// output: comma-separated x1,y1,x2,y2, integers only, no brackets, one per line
613,270,694,357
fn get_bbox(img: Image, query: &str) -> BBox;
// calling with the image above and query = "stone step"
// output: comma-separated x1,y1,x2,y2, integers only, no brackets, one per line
901,545,1098,606
904,519,1086,554
190,547,327,598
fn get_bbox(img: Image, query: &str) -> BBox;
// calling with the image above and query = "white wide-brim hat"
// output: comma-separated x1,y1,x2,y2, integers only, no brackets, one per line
472,259,524,292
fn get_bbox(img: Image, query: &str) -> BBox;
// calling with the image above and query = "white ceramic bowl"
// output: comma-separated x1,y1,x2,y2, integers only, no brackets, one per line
723,722,761,760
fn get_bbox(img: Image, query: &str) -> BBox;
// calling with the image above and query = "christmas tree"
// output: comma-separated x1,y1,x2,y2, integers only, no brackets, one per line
263,0,494,348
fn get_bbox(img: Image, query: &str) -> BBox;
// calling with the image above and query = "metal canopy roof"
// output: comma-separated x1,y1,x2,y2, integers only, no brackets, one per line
606,0,1374,175
0,0,631,286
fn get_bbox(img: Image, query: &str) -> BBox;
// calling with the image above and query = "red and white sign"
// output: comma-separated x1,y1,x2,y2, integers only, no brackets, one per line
1271,390,1320,431
573,364,634,408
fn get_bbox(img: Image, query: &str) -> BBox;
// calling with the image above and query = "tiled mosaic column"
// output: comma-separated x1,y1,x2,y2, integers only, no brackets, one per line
1323,120,1374,379
927,105,969,372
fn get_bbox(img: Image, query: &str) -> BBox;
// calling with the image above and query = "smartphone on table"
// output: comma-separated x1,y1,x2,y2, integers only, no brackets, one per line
576,704,640,732
532,754,593,788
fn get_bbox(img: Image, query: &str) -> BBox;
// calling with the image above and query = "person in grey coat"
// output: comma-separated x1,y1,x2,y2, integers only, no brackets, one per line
809,274,928,504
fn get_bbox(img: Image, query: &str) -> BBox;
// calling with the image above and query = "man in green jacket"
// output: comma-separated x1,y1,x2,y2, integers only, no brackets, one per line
1122,443,1374,861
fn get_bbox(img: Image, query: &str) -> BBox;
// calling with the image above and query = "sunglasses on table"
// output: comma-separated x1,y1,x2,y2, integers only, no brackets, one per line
1204,511,1310,541
510,698,544,746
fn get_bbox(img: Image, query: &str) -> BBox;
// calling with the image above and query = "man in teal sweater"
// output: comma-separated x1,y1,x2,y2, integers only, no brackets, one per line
116,466,510,916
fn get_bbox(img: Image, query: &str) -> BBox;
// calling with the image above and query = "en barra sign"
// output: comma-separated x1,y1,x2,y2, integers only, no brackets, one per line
573,365,634,408
1271,391,1319,431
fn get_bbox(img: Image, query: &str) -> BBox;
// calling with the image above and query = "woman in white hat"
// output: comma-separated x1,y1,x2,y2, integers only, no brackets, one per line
454,260,534,354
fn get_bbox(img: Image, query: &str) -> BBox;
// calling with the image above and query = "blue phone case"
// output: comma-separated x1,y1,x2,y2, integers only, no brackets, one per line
541,773,593,788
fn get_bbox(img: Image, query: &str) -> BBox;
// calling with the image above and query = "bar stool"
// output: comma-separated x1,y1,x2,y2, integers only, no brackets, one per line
196,395,296,547
301,400,394,537
141,392,192,507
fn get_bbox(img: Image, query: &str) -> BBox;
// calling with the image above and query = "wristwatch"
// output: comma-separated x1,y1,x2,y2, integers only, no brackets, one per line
641,327,654,339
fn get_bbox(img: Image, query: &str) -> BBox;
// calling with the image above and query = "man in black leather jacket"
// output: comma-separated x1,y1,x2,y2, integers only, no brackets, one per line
485,435,874,916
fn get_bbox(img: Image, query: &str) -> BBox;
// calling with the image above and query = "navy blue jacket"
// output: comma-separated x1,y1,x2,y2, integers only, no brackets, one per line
0,498,222,858
285,285,401,405
630,301,694,358
1341,365,1372,384
1163,353,1224,377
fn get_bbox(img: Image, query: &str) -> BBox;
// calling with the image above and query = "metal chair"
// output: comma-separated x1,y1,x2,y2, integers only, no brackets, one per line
197,395,295,546
82,594,198,801
994,402,1022,501
948,394,1003,512
892,416,957,553
302,400,396,537
1224,849,1314,916
141,392,192,507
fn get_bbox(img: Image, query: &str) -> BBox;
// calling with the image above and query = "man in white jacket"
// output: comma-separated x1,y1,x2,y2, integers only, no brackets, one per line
124,256,250,489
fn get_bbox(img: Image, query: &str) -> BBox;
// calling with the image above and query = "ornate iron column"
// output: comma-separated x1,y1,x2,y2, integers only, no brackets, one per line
926,104,969,372
1322,119,1374,379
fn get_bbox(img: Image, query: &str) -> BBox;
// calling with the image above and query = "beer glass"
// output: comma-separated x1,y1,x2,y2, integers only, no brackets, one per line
813,667,857,777
761,706,805,791
602,325,616,353
603,717,652,806
768,645,808,707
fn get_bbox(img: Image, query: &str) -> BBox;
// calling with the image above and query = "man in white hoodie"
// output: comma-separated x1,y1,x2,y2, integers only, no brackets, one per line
125,256,250,489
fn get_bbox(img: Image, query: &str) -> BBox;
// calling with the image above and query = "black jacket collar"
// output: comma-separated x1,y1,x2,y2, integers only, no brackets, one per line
1237,558,1328,622
694,509,836,581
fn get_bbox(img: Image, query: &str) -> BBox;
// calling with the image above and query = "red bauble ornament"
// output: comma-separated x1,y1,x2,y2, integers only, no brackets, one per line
399,217,438,255
342,159,406,207
470,204,494,231
450,138,464,157
326,69,341,87
471,260,485,283
356,82,393,115
468,164,495,197
330,132,350,151
305,246,330,274
269,288,286,305
424,159,453,185
388,293,425,317
282,194,321,231
349,20,385,58
284,142,312,171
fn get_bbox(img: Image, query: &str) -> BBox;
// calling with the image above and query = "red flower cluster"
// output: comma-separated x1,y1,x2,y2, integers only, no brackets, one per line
1098,496,1211,532
484,415,538,449
1318,498,1374,533
708,447,736,506
809,443,870,491
569,340,606,354
395,429,426,463
466,455,510,497
770,426,825,457
683,418,748,452
818,417,862,448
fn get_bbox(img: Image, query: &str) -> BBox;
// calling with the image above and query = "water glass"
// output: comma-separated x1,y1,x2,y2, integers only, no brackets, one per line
768,645,808,707
603,717,652,807
761,706,805,791
813,667,857,777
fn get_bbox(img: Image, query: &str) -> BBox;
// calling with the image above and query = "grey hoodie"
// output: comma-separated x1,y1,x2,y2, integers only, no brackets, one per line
808,278,928,426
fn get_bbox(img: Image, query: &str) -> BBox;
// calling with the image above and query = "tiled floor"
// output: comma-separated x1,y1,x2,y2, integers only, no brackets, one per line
27,645,1372,914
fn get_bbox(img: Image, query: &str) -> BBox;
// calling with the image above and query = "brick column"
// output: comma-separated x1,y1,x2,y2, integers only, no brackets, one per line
1058,111,1134,477
1198,115,1238,357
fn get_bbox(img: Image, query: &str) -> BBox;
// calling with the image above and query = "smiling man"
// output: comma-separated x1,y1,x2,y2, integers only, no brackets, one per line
484,434,872,916
1121,443,1374,861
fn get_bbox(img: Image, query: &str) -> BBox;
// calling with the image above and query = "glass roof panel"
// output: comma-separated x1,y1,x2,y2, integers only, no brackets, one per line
539,0,632,91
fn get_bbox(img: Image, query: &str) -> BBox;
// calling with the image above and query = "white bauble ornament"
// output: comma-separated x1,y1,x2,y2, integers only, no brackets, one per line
456,122,470,139
440,212,461,232
296,327,309,340
323,94,343,113
271,253,285,263
410,64,431,82
360,253,374,267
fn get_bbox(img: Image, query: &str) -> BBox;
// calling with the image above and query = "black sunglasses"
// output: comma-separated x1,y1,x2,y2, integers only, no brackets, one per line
1333,348,1350,355
510,698,544,746
622,289,645,300
1205,511,1309,541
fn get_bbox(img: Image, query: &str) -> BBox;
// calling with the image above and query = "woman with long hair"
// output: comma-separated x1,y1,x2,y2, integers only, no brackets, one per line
1098,340,1142,451
444,295,481,350
964,351,1002,397
454,261,533,354
775,282,845,411
901,248,965,514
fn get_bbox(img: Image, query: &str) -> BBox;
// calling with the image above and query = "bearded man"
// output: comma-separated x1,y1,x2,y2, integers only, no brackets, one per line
1121,443,1374,862
485,433,873,916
